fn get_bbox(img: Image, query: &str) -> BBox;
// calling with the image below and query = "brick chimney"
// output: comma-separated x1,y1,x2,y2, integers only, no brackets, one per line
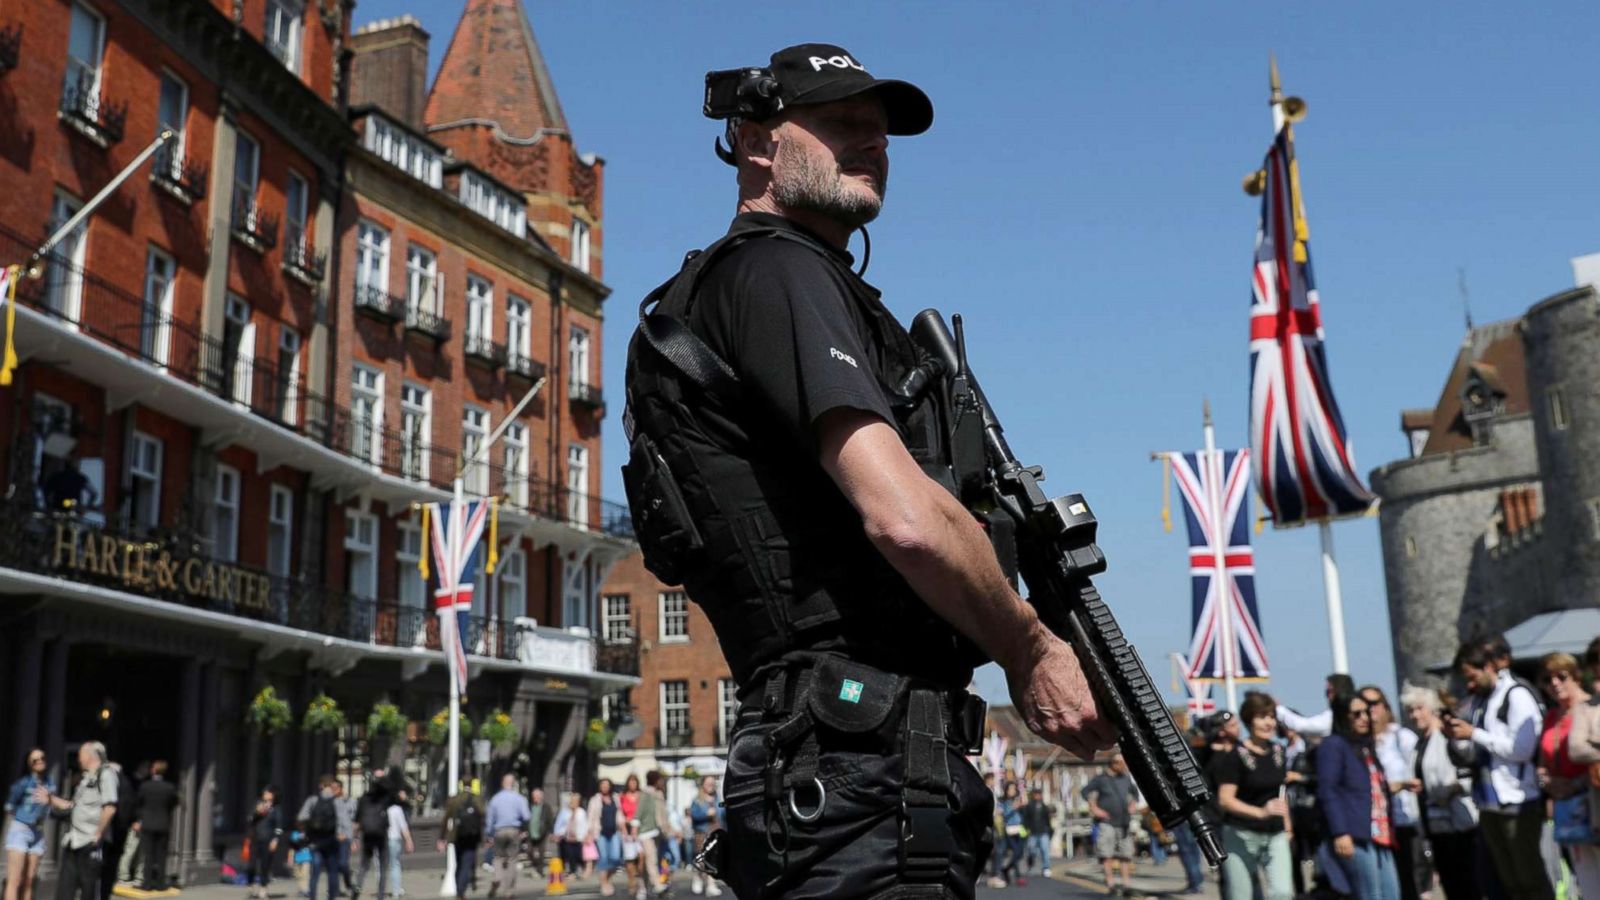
349,16,430,130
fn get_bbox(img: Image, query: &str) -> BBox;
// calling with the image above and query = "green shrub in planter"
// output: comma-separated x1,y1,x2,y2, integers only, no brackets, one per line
368,702,407,737
247,686,292,735
302,694,346,734
583,717,614,753
428,708,471,745
478,709,518,748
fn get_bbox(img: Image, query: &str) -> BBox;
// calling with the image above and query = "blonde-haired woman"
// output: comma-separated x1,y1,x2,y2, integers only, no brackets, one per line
1400,684,1480,900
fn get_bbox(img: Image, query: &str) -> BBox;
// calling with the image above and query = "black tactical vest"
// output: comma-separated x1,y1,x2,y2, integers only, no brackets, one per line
622,217,987,688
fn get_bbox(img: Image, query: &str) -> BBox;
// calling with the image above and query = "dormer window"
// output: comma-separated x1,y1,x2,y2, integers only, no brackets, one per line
364,114,442,187
1460,366,1505,447
460,170,526,238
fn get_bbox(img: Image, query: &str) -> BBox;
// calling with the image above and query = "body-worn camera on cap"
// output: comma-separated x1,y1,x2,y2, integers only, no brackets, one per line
703,68,783,121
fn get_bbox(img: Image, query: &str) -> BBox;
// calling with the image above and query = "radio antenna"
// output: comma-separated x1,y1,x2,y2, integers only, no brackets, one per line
1458,266,1474,332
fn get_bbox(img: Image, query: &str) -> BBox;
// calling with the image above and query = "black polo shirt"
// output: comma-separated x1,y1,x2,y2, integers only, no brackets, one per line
686,212,897,448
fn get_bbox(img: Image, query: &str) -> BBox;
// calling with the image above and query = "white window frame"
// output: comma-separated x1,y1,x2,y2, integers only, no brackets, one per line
399,382,430,482
717,678,739,747
364,116,443,187
659,680,690,741
345,509,378,600
466,274,493,344
658,590,689,644
213,464,240,563
396,514,427,647
405,244,439,316
141,246,175,366
499,547,526,621
503,423,528,509
462,406,489,497
566,444,588,528
264,0,302,74
285,169,309,253
234,131,261,228
350,364,384,467
601,593,632,644
64,1,105,119
267,484,293,578
570,219,591,273
277,329,302,426
156,69,188,178
568,325,591,389
129,431,162,530
507,295,532,362
45,191,86,324
224,294,254,406
356,221,390,294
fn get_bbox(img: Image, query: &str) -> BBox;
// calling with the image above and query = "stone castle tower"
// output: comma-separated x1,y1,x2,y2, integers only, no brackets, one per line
1373,259,1600,686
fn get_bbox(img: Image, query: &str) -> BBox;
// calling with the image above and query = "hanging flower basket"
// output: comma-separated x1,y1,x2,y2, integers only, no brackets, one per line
428,708,472,746
477,709,518,749
367,701,407,737
583,717,614,753
302,694,346,734
247,686,292,735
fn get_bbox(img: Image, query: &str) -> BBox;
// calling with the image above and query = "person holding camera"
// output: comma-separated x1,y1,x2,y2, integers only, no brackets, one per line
622,41,1115,897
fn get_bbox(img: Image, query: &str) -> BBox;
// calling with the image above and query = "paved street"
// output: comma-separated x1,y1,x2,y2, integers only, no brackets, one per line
79,852,1218,900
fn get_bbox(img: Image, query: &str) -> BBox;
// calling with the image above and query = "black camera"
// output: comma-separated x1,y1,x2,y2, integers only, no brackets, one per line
703,68,783,121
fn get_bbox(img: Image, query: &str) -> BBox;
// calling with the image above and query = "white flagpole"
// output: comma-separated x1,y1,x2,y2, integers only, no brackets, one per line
1202,399,1238,712
26,130,174,274
1269,53,1350,676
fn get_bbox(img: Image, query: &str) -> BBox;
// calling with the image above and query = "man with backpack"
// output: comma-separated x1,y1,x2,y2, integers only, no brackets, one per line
297,776,352,900
351,772,394,900
1445,635,1553,900
437,782,487,900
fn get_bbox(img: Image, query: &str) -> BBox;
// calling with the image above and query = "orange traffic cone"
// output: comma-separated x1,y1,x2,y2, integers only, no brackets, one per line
546,857,568,895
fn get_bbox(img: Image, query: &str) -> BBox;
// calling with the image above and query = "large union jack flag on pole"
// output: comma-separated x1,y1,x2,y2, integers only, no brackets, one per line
1249,126,1374,526
1171,450,1269,681
425,498,492,694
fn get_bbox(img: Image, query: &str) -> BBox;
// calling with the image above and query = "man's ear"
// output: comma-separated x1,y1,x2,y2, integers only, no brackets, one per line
736,120,778,170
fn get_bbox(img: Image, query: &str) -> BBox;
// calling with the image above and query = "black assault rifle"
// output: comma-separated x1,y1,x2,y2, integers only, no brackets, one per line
905,310,1226,867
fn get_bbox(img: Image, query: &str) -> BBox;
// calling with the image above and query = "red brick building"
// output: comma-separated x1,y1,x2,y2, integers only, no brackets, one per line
595,553,737,809
0,0,632,881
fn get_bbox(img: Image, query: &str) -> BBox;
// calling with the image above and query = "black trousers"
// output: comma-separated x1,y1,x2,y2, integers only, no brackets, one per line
452,844,478,899
55,845,102,900
1429,830,1483,900
355,836,391,898
141,830,170,889
720,706,991,899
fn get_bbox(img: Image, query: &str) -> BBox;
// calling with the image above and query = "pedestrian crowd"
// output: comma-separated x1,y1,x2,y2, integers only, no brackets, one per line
1182,631,1600,900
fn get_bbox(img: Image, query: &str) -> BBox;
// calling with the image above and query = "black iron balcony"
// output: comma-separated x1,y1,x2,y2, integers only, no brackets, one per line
596,633,641,678
658,726,695,750
151,144,207,203
569,380,604,410
464,334,507,369
230,191,279,252
0,22,21,77
282,228,326,285
404,305,451,344
58,67,126,147
353,284,404,323
506,352,546,382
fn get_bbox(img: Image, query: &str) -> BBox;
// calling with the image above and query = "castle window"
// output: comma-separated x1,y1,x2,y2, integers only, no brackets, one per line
1405,536,1418,559
1589,498,1600,542
1549,387,1570,431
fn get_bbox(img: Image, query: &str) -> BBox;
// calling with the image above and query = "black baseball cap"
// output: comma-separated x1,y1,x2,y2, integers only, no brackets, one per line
767,43,933,136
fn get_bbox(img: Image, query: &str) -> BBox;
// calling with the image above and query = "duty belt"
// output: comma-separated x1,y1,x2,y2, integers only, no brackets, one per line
743,652,987,892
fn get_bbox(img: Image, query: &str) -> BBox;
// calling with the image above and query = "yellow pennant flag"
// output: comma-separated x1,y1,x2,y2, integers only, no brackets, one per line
418,503,431,581
486,497,499,574
0,264,18,386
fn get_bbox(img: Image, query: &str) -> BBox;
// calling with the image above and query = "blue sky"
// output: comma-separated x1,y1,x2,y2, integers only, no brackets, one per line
354,1,1600,713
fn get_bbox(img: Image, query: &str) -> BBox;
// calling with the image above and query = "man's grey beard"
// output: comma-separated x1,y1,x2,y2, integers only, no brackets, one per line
771,140,885,228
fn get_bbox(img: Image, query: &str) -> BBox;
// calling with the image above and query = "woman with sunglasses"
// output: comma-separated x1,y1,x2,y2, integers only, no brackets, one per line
1537,652,1600,897
4,749,56,900
1316,693,1400,900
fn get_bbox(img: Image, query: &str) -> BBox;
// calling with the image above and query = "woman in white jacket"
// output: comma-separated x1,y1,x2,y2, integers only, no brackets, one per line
1401,684,1480,900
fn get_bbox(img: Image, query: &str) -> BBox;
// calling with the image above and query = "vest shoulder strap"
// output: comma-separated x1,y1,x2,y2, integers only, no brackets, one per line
635,226,838,398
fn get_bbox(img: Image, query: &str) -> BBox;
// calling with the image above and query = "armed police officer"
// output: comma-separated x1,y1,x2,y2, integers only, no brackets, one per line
622,44,1117,898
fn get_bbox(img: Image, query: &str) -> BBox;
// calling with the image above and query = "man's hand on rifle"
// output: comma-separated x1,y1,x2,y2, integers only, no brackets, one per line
1006,627,1116,758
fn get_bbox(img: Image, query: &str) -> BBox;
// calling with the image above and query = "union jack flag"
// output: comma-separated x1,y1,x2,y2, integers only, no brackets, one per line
1174,653,1217,716
1249,126,1374,526
1170,450,1269,681
426,498,492,693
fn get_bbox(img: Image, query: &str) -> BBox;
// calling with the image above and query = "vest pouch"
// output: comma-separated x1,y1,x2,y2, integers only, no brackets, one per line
807,656,908,744
621,431,704,585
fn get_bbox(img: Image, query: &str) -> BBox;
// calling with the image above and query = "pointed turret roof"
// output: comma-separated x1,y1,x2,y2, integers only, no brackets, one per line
425,0,568,140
